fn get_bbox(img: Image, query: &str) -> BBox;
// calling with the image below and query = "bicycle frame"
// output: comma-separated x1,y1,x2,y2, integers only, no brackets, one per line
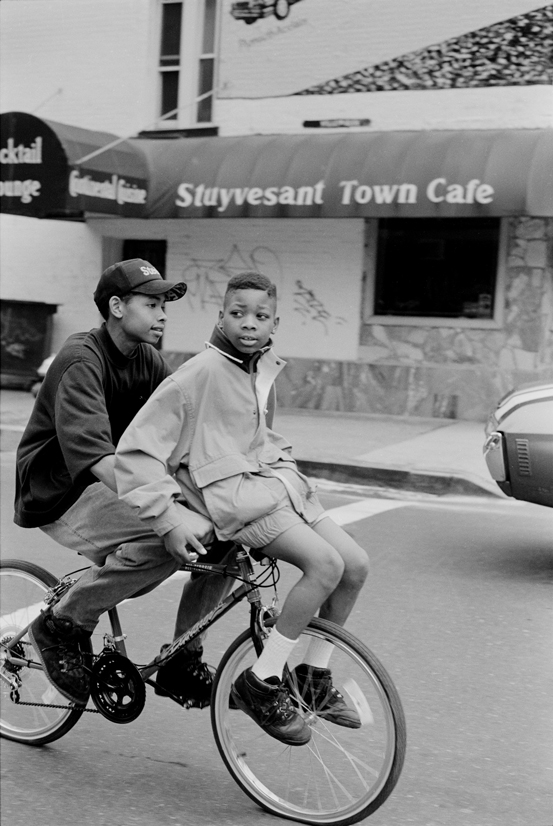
1,555,407,824
2,546,278,690
133,547,276,682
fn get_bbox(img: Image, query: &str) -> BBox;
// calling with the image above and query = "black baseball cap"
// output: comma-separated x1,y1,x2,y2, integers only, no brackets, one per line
94,258,187,312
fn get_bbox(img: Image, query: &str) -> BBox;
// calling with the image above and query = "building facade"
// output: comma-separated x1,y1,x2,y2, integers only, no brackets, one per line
1,0,552,418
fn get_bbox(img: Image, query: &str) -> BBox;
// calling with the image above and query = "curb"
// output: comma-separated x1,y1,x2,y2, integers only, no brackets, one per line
0,423,501,499
296,459,503,499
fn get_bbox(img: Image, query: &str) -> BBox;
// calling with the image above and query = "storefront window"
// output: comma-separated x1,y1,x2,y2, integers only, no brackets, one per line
374,218,500,319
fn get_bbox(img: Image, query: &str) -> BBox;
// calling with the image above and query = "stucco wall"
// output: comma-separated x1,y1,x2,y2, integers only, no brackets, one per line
216,85,553,135
0,213,102,352
87,217,365,360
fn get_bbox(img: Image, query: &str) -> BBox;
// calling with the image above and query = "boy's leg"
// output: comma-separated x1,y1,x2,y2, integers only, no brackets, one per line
260,522,347,640
246,520,368,679
41,483,180,631
154,544,237,708
232,521,369,735
311,516,370,627
30,483,220,705
230,524,345,745
289,517,369,729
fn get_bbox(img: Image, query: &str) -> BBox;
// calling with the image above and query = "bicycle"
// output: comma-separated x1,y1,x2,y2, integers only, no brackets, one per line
0,547,406,826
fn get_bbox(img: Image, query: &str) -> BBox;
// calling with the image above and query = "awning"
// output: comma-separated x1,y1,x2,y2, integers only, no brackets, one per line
134,129,553,219
0,112,149,218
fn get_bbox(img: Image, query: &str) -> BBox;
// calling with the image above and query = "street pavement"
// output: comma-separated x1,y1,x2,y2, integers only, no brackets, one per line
1,389,551,826
0,388,501,499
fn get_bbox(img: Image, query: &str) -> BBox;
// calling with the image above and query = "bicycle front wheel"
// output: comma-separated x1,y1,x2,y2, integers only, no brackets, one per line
211,618,406,826
0,559,84,745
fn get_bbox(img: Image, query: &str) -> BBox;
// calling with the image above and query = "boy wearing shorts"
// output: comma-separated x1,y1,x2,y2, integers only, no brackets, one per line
114,272,370,745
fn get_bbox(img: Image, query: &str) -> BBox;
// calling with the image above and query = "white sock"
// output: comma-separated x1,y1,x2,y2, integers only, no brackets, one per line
302,638,334,671
251,628,298,682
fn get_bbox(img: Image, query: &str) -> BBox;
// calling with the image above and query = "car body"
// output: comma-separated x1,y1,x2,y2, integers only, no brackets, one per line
231,0,304,24
483,382,553,507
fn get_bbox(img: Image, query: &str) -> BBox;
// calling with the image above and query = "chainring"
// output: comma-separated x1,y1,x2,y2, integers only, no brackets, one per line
90,652,145,724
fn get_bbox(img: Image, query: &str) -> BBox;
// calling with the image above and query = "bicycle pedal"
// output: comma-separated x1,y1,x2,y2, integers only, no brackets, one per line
183,696,210,710
155,685,209,709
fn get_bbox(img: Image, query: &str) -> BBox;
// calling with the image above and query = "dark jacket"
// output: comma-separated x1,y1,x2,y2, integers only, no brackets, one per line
14,324,170,528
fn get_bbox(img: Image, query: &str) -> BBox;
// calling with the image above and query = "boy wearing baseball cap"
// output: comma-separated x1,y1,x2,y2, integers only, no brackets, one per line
15,259,229,708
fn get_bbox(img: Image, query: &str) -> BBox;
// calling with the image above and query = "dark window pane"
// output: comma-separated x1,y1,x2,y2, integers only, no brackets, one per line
160,2,182,62
122,240,167,277
197,58,214,122
161,71,179,119
374,218,500,319
203,0,217,53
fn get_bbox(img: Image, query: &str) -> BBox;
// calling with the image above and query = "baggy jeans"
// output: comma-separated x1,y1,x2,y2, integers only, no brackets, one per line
41,482,234,647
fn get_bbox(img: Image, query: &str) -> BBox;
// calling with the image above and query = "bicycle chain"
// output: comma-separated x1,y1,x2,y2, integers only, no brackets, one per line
10,698,101,713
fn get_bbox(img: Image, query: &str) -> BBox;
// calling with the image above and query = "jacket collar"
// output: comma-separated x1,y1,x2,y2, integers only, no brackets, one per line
206,325,273,373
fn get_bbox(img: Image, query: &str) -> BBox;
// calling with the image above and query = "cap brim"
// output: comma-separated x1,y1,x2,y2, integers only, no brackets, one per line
136,281,187,301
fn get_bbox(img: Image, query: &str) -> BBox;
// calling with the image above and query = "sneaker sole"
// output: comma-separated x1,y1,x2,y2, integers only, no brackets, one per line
317,710,362,729
230,686,312,747
28,625,88,706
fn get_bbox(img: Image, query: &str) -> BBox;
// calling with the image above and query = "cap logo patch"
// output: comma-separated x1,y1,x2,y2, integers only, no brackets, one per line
140,265,159,276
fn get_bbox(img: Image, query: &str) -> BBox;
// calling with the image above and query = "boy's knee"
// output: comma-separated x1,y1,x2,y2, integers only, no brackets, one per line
315,551,345,592
344,548,370,588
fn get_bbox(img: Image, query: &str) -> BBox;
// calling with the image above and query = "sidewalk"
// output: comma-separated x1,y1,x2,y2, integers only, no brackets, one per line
0,389,501,499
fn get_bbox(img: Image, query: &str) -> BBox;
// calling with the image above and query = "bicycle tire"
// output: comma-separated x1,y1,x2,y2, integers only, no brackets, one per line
211,617,406,826
0,559,85,746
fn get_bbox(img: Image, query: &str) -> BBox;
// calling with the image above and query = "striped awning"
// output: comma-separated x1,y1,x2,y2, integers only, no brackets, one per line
134,128,553,219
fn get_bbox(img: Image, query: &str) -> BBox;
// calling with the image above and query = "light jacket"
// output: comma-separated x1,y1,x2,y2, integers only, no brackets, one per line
115,342,295,540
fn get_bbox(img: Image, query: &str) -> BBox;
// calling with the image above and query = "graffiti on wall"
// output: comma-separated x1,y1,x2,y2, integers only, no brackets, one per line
293,279,346,334
180,243,283,311
178,244,346,336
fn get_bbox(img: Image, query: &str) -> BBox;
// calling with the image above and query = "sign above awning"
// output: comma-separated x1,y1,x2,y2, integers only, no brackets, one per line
0,112,149,218
135,128,553,219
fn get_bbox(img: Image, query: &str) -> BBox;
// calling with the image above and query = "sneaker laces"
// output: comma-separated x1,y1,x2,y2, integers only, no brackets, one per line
46,641,88,679
267,686,297,723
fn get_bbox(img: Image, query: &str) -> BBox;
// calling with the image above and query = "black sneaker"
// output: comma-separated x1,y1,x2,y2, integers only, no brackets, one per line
230,668,311,746
290,664,361,729
154,647,214,708
29,610,91,706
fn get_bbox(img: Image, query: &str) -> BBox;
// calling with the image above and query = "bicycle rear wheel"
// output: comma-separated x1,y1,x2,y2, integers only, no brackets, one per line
0,559,84,745
211,618,406,826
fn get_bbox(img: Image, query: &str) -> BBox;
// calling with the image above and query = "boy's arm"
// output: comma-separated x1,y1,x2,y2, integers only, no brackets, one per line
56,360,118,483
115,378,212,562
90,455,117,492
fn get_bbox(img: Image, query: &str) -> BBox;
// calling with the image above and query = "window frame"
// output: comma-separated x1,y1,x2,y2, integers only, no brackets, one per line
362,217,507,329
157,0,220,129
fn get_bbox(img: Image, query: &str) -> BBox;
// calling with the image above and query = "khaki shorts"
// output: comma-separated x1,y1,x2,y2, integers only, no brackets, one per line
231,467,326,549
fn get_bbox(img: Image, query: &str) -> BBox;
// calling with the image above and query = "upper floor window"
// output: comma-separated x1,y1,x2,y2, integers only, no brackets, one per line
158,0,218,127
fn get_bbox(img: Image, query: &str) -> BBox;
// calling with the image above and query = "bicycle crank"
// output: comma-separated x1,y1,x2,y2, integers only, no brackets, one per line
90,652,145,724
